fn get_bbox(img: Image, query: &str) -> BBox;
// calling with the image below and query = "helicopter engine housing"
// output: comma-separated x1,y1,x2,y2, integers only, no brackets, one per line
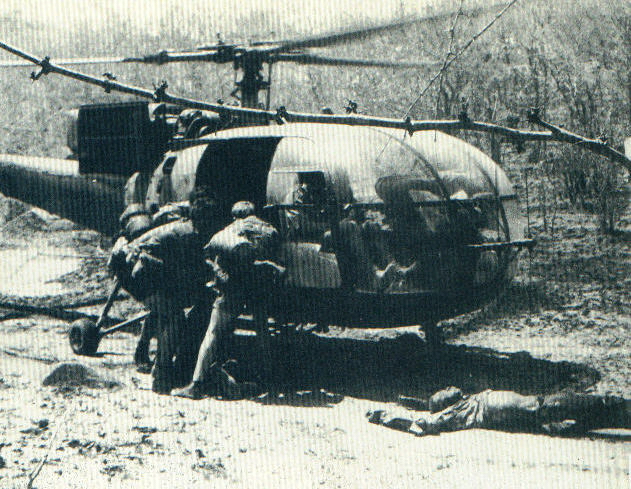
67,101,176,176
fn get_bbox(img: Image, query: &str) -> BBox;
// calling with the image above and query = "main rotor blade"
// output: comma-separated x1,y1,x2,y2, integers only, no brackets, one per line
262,3,509,54
272,53,435,68
2,40,629,172
0,49,230,68
0,56,133,67
262,17,425,54
122,49,230,64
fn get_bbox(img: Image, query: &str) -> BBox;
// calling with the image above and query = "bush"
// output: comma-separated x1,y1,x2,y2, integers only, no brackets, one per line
555,147,629,233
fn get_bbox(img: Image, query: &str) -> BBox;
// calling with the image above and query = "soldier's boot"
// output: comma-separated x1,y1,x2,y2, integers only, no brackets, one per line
172,356,195,389
172,333,201,388
151,363,175,395
171,379,215,400
172,364,258,400
172,363,236,400
214,365,261,400
134,340,152,373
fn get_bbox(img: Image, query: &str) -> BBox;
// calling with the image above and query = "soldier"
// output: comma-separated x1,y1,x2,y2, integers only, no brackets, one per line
368,386,631,437
117,202,153,242
174,201,284,400
109,187,223,394
128,201,192,371
284,172,329,242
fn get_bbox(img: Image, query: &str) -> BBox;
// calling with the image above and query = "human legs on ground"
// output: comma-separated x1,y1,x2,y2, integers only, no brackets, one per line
540,392,631,432
134,313,156,372
172,294,240,399
144,292,187,394
172,301,213,387
190,295,235,384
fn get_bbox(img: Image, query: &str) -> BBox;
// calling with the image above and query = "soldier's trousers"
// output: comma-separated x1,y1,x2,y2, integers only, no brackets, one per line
190,293,239,385
143,293,186,381
143,291,211,387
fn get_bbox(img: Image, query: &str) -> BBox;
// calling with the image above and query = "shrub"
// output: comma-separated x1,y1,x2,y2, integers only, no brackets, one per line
555,147,629,233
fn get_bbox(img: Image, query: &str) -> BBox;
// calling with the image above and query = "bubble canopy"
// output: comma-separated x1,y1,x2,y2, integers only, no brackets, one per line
266,124,515,202
155,123,525,295
166,123,522,240
264,124,522,240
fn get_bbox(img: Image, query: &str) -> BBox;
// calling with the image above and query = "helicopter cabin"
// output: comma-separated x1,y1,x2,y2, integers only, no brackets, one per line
136,123,527,324
263,125,524,295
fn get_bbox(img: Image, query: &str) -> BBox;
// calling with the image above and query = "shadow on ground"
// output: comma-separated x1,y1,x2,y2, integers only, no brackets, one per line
226,331,600,403
440,281,559,340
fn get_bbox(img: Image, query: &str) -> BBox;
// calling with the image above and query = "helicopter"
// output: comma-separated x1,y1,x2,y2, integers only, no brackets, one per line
0,10,629,353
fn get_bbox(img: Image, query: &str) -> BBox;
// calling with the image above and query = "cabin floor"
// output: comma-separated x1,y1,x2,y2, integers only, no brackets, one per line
0,193,629,489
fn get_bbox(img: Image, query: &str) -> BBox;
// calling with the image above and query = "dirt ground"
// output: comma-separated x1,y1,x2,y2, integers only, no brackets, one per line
0,194,629,489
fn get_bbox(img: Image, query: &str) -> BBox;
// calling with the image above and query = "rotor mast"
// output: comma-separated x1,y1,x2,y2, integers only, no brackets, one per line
235,52,268,109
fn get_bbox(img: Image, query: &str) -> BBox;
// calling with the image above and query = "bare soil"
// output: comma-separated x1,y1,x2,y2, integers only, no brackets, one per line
0,194,629,489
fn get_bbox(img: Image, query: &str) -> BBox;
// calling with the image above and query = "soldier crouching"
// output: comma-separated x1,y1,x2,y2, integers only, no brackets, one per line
173,201,284,400
119,200,195,371
109,187,224,394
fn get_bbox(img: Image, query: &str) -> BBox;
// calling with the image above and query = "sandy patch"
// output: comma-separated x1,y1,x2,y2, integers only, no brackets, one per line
0,245,82,297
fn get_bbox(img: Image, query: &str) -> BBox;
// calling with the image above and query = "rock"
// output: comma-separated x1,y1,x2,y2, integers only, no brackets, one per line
255,389,343,407
2,209,49,234
43,362,121,389
20,425,46,436
132,426,157,434
0,195,30,224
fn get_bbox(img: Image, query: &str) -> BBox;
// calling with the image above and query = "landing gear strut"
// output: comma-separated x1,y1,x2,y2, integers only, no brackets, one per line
68,280,148,356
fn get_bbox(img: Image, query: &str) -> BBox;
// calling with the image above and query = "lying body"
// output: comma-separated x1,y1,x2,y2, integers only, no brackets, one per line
368,387,631,437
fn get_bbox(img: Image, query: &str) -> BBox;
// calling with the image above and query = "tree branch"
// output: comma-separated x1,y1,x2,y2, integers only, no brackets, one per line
526,110,631,171
435,0,464,117
408,0,521,115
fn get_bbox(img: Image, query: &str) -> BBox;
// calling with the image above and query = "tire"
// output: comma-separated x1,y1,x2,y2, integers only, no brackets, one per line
68,319,101,356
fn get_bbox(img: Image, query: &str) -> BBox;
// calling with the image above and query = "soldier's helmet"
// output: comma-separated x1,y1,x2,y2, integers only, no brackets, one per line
189,186,221,235
429,386,464,413
232,201,256,219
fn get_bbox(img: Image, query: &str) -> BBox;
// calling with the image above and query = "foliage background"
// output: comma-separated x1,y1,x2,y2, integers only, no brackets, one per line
0,0,629,229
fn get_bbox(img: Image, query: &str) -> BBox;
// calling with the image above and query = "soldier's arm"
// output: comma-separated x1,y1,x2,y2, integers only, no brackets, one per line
367,410,430,436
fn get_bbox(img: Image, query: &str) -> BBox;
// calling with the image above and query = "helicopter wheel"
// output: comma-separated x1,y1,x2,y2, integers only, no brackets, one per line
68,319,101,356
